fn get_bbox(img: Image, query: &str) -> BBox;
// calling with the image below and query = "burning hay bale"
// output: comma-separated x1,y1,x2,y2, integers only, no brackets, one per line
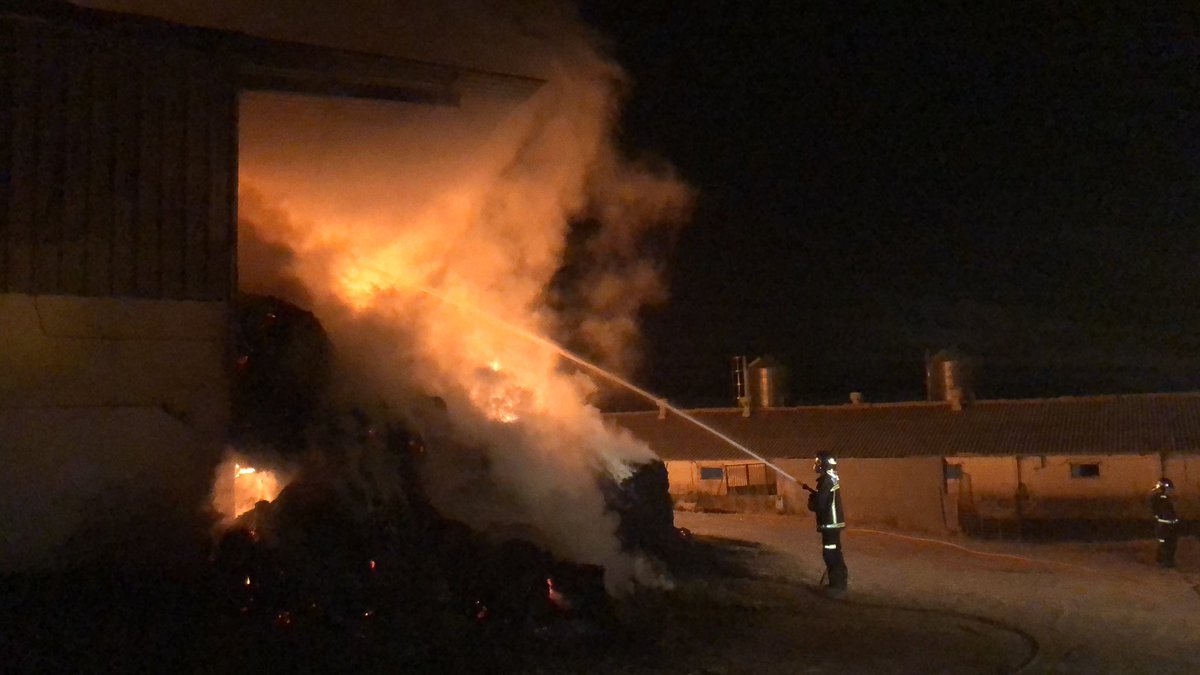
211,294,684,668
231,294,332,455
602,459,678,559
212,428,657,620
210,430,681,667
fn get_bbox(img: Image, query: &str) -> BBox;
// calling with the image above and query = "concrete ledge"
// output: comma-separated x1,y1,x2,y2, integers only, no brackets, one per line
13,294,227,341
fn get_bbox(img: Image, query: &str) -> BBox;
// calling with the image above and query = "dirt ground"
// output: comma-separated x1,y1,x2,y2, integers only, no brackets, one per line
624,512,1200,675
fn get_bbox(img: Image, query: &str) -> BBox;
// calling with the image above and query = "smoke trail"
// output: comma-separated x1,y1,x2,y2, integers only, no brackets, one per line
78,0,692,590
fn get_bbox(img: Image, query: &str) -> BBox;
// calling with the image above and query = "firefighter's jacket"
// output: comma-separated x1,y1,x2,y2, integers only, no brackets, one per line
1151,491,1179,530
807,471,845,531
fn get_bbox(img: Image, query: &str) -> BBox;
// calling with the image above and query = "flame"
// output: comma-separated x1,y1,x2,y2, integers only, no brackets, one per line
468,359,531,424
546,577,570,610
475,384,524,423
211,453,292,524
233,38,689,589
339,264,394,310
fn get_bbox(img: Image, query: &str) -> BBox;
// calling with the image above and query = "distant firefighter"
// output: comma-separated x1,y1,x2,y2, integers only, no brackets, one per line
804,452,848,593
1150,478,1180,569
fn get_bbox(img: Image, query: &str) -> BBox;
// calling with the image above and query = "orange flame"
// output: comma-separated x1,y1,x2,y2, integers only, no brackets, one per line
233,67,686,591
211,454,292,525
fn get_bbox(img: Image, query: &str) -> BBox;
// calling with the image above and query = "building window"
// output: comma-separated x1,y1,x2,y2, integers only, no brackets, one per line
1070,463,1100,479
724,462,778,496
699,467,724,480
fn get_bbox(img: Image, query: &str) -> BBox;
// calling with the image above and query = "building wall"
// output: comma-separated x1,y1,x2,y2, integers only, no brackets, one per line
0,293,229,571
665,460,716,496
667,456,952,533
666,460,776,497
666,460,780,513
669,452,1200,534
1,15,238,301
0,10,240,572
1164,455,1200,519
1017,454,1160,519
948,456,1019,519
780,457,950,533
950,454,1173,521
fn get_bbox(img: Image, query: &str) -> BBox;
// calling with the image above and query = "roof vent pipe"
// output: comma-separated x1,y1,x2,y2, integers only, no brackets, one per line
731,356,749,403
732,355,752,416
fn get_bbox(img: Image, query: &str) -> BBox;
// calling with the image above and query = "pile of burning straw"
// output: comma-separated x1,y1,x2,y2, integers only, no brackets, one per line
205,295,684,668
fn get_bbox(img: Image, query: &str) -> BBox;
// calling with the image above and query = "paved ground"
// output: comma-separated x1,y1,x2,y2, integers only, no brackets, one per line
5,513,1196,673
674,512,1200,674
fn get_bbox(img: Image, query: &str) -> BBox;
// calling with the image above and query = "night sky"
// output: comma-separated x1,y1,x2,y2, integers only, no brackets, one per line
581,2,1200,407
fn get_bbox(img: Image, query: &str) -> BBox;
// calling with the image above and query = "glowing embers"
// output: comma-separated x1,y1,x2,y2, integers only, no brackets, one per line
546,577,570,610
470,358,532,424
211,454,291,523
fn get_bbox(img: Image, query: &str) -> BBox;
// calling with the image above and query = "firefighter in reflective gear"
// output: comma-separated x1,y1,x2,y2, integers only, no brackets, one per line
805,452,848,592
1150,478,1180,568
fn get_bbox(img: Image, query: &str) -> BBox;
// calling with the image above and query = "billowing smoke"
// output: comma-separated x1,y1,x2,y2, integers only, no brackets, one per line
77,0,691,590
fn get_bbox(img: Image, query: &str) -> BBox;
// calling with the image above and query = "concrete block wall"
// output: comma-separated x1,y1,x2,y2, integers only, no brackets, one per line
0,293,230,571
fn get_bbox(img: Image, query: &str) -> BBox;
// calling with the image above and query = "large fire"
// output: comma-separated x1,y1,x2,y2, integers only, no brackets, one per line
223,0,691,589
211,455,290,523
471,359,529,424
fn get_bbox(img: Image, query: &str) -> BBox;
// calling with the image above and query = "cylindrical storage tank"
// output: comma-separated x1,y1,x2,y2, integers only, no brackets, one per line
747,356,787,408
926,349,974,403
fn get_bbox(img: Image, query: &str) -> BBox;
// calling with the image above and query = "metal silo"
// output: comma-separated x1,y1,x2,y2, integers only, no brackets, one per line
747,355,787,408
926,349,975,406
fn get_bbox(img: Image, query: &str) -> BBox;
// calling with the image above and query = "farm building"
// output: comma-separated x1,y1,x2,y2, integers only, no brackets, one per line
0,0,537,571
605,392,1200,536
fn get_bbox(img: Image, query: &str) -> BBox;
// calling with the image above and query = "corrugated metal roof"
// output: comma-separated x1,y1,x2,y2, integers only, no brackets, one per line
604,393,1200,460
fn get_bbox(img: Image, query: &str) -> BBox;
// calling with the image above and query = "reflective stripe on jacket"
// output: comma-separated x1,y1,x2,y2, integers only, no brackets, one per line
1151,492,1179,525
807,471,846,531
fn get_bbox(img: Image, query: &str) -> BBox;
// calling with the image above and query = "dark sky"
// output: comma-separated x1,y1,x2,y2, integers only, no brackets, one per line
580,2,1200,407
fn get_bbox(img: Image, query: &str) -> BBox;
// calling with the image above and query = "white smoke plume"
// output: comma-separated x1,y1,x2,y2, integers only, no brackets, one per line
79,0,691,591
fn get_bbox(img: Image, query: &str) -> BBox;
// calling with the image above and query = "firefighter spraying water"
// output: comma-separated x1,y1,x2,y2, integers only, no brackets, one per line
803,452,849,594
373,277,854,592
382,275,804,485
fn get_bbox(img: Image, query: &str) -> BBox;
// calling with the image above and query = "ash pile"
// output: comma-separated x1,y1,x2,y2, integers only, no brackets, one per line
212,295,683,671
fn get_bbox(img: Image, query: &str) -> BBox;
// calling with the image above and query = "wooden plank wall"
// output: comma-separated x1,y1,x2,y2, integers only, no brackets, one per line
1,18,237,301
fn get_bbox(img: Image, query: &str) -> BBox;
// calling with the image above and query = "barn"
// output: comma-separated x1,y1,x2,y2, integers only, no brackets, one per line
0,0,537,570
606,388,1200,537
